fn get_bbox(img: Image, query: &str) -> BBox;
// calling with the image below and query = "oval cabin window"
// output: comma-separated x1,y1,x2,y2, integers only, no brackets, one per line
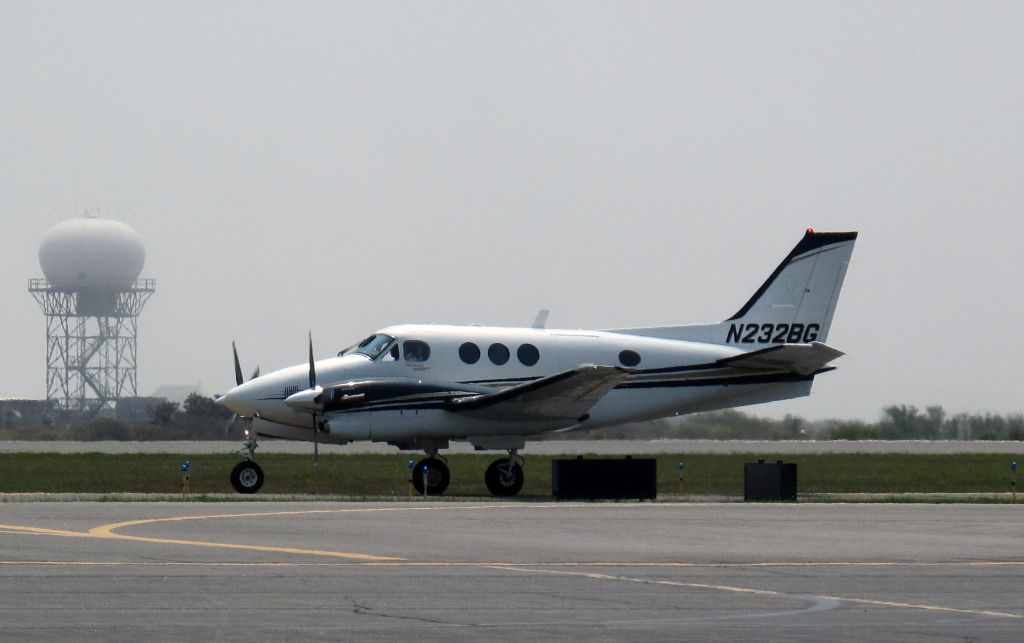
517,343,540,366
488,343,510,365
618,349,641,367
459,342,481,364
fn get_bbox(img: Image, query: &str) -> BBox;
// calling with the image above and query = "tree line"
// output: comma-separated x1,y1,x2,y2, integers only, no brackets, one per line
558,405,1024,441
1,397,1022,441
0,393,235,441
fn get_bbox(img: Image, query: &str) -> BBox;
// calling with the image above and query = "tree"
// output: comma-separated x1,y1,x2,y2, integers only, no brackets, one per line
782,414,807,439
71,417,133,440
150,401,179,426
828,420,879,440
879,405,945,439
183,393,229,418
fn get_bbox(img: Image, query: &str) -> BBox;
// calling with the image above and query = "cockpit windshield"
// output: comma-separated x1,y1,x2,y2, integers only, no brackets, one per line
350,334,395,359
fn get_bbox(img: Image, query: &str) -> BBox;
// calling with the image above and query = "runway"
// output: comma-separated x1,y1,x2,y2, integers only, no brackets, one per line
1,502,1021,640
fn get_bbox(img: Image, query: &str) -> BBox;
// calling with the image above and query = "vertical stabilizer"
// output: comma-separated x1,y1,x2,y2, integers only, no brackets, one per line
611,230,858,346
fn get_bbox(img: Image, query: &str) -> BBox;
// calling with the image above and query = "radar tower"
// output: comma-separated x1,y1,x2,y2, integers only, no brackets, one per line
28,217,155,416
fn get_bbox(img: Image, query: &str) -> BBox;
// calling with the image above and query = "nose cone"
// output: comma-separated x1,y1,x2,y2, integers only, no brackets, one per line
216,381,258,416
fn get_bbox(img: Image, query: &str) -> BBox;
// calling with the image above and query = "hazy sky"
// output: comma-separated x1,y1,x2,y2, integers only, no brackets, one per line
2,1,1022,422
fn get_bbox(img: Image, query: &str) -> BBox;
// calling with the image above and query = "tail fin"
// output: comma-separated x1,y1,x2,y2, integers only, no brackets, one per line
723,230,857,344
611,230,858,346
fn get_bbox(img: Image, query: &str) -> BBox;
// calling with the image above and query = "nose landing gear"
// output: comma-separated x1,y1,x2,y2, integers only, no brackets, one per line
485,450,524,497
230,459,264,494
230,421,264,494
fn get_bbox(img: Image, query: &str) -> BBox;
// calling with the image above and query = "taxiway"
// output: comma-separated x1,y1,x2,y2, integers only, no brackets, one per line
0,501,1021,640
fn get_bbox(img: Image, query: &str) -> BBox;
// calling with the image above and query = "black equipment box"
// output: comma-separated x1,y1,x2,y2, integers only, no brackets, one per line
744,459,798,501
552,457,657,500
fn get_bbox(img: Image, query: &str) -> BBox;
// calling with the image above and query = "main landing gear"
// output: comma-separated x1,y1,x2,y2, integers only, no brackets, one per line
230,423,264,494
485,450,524,497
410,449,525,497
411,453,451,496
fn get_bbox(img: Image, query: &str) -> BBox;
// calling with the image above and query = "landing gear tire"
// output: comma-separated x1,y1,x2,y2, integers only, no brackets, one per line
411,457,450,496
485,458,524,497
231,460,264,494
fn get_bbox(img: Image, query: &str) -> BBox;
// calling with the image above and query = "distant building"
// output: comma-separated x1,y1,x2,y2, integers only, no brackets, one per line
114,397,167,425
0,399,57,429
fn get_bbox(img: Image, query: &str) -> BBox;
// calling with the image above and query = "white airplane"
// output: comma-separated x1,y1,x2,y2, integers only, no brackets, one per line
217,229,857,496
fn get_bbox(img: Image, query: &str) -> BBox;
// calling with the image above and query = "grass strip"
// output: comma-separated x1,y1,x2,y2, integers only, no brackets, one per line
0,452,1020,498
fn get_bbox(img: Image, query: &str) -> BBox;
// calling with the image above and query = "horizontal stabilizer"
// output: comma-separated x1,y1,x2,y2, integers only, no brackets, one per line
447,365,630,423
717,342,844,376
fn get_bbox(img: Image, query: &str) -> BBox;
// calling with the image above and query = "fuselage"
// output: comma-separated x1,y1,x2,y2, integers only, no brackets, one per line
219,323,815,448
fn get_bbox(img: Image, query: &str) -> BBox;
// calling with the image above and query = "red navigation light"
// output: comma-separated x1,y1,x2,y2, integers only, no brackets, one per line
806,227,815,234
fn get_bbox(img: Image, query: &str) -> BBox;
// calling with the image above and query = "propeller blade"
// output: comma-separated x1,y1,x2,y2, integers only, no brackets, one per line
309,333,320,467
308,332,316,390
250,365,260,380
232,341,243,386
313,417,320,467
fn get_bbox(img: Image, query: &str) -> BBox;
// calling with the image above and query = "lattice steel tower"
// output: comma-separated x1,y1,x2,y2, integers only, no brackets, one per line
28,217,155,414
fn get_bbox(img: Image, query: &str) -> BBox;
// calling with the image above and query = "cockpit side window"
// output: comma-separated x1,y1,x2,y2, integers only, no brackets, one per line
381,343,400,362
403,340,431,363
352,334,395,359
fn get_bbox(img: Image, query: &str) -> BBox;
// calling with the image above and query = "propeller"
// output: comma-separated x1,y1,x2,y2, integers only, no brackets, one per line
232,341,259,384
226,341,259,435
240,334,323,467
309,332,317,389
223,412,241,436
308,332,320,467
233,341,244,386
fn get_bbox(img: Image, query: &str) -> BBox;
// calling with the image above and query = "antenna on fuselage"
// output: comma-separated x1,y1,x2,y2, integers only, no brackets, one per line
532,309,550,329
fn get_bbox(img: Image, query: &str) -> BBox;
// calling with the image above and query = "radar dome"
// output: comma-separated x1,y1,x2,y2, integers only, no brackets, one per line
38,218,145,290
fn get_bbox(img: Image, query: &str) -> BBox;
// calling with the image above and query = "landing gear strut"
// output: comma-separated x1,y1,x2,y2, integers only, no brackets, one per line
485,450,524,497
411,453,450,496
231,421,264,494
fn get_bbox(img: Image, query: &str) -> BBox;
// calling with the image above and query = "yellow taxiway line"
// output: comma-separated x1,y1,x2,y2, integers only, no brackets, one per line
1,504,1022,620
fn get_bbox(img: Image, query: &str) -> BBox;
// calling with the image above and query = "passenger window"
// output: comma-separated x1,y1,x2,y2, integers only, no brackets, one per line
619,350,641,367
488,343,510,365
459,342,481,364
517,344,540,366
403,340,431,363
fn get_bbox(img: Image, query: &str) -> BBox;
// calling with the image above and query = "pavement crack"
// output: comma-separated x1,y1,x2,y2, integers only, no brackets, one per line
345,596,479,628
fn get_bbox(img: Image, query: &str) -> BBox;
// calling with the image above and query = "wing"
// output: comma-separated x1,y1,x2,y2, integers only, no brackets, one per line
446,365,630,423
717,341,844,376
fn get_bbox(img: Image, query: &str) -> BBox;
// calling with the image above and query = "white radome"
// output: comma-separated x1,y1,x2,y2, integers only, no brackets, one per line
38,217,145,290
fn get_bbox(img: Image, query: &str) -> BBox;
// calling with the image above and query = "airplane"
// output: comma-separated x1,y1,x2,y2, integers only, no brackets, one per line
216,229,857,496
